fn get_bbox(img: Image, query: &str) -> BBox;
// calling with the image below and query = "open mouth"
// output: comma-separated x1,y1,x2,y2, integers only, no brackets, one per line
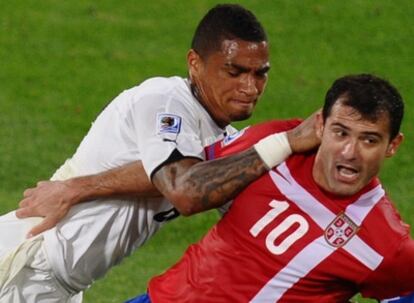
336,164,359,182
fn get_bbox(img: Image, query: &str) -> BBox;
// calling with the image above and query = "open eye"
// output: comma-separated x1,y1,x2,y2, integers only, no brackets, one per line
363,136,379,145
334,129,347,137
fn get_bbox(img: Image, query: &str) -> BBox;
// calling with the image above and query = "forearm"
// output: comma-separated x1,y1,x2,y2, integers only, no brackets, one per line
153,112,321,216
16,161,161,236
63,161,160,205
153,148,267,215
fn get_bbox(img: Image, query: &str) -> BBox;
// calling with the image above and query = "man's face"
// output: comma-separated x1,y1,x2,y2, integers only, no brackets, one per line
188,39,270,127
313,100,403,196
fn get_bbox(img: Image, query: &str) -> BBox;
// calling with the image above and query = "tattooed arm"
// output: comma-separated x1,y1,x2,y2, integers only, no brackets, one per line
152,148,267,216
152,112,320,215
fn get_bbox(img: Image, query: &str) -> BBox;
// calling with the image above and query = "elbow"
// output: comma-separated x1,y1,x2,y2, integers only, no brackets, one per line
166,190,200,217
178,208,195,217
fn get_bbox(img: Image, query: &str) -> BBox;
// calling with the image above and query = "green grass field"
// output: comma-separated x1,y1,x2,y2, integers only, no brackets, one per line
1,1,413,302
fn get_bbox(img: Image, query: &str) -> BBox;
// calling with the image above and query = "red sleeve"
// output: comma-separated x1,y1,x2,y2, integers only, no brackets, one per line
205,119,301,160
360,236,414,299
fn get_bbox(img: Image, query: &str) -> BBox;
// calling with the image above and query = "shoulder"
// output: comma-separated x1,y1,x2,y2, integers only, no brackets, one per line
139,76,186,89
358,192,411,261
121,76,195,114
229,118,302,145
205,118,301,160
376,194,411,236
247,118,302,136
126,76,189,98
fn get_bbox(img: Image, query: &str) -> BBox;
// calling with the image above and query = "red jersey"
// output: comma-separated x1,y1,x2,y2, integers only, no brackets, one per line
149,120,414,302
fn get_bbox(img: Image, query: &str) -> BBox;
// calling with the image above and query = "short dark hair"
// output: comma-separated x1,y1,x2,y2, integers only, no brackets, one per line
323,74,404,140
191,4,267,59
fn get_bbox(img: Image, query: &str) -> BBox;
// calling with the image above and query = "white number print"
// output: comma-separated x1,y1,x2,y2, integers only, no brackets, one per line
249,200,309,255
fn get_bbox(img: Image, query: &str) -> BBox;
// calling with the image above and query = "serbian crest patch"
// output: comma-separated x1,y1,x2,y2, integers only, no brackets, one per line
324,213,359,248
157,113,182,135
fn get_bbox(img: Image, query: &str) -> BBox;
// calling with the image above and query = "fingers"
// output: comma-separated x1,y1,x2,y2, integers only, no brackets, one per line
17,196,38,217
310,108,322,117
15,206,33,218
19,180,53,215
287,114,321,153
16,204,42,218
23,181,49,197
17,197,43,218
27,217,58,238
23,187,35,197
17,180,70,232
19,197,30,208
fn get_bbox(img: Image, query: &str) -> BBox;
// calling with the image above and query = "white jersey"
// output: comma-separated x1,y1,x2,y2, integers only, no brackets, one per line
41,76,236,291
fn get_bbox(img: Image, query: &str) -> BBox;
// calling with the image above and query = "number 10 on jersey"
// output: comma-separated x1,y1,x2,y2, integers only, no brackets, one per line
249,200,309,255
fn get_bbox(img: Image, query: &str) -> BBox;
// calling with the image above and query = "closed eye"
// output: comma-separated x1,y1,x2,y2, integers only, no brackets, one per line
228,70,241,77
255,66,270,78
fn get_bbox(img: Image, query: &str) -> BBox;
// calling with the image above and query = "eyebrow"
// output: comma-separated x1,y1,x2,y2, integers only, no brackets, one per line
331,122,350,130
332,122,383,138
224,62,271,74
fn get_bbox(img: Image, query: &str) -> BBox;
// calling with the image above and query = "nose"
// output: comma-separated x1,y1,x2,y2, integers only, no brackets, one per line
341,140,358,160
240,74,259,97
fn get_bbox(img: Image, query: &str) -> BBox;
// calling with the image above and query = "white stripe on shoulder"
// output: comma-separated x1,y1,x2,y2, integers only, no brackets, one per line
345,184,384,225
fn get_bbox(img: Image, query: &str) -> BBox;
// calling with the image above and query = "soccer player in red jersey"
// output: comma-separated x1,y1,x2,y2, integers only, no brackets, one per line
127,74,414,302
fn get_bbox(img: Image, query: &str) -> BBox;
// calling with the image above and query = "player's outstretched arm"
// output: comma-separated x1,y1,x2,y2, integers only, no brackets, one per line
16,111,320,235
152,112,320,216
16,161,160,237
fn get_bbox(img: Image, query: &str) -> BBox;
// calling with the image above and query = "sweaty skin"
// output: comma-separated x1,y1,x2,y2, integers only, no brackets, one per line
152,111,320,215
188,39,270,127
313,101,403,196
152,148,267,215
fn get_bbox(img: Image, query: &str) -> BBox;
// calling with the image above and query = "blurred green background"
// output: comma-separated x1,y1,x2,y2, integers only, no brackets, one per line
1,1,413,302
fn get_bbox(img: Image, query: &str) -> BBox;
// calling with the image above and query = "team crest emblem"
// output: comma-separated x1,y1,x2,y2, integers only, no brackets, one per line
324,213,359,248
157,113,182,134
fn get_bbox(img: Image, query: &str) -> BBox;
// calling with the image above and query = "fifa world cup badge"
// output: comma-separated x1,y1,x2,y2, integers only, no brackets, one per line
157,113,182,135
324,213,359,248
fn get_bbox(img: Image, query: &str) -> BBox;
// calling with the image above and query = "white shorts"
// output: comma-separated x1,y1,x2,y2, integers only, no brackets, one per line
0,212,83,303
0,211,43,259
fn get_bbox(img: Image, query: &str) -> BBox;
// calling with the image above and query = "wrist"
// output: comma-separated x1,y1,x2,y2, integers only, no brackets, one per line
254,132,292,170
64,177,90,205
286,129,301,153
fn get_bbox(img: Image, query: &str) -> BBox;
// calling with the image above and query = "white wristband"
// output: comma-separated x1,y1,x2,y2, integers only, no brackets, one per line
253,132,292,170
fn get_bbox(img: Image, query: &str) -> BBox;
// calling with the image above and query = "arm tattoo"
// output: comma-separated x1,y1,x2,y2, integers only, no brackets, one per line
153,148,268,213
190,148,267,209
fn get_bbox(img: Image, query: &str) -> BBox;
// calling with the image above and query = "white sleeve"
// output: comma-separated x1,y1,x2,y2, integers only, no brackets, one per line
134,93,204,178
225,124,238,135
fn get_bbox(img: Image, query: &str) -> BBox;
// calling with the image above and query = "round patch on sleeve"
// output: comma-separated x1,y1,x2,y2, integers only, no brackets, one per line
156,113,182,135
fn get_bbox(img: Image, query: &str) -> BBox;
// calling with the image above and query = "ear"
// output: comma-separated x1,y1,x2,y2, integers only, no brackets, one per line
187,49,202,81
315,110,324,140
385,132,404,158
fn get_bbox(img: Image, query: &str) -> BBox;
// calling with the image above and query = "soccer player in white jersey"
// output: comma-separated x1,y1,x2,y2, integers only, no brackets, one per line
0,4,318,302
127,74,414,302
